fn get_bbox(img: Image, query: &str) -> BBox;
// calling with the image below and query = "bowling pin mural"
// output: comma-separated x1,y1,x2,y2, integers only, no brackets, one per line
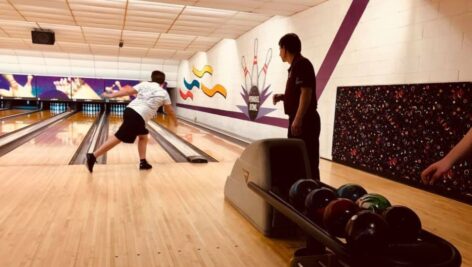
241,56,251,91
0,74,35,97
239,39,275,121
248,39,260,121
259,49,272,95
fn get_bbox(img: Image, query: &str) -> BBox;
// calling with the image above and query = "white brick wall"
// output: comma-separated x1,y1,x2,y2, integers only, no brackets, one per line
177,0,471,159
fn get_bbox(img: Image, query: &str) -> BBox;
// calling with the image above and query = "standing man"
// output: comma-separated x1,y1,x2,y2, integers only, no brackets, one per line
86,70,177,173
273,33,321,180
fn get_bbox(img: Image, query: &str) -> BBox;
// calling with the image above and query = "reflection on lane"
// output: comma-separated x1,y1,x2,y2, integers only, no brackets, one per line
0,109,32,119
0,110,56,136
0,112,97,166
152,114,244,162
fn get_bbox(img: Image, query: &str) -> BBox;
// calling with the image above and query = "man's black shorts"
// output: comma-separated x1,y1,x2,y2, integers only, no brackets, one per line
115,108,149,143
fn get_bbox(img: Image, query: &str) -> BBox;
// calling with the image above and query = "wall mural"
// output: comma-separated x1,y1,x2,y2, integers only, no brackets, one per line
176,0,368,129
179,65,227,100
192,65,213,78
0,73,141,101
201,84,227,98
238,39,275,121
0,74,35,98
103,79,141,101
179,89,194,100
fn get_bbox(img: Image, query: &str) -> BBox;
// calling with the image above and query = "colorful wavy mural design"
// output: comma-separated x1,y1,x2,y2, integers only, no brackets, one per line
179,88,193,100
183,78,200,90
201,84,227,98
192,65,213,78
180,65,227,100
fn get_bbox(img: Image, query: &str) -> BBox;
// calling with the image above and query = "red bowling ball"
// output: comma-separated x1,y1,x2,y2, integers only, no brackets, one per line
323,198,358,238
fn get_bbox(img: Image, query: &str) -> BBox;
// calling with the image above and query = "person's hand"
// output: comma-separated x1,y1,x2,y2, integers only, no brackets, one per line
420,158,453,185
291,118,303,136
273,94,284,105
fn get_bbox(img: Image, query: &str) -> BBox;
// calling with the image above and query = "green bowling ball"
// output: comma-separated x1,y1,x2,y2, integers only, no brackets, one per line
356,193,391,213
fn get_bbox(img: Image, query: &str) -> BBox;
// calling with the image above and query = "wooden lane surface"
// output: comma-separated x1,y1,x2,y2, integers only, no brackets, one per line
0,163,298,267
320,160,472,267
105,114,174,165
0,111,56,136
0,112,96,166
152,114,244,162
0,109,31,118
0,159,469,266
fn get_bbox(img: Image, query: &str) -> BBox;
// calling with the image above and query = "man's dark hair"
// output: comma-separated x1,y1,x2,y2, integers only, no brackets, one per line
279,33,302,55
151,70,165,84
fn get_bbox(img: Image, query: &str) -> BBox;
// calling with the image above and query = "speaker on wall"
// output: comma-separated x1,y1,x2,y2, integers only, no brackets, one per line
31,30,55,45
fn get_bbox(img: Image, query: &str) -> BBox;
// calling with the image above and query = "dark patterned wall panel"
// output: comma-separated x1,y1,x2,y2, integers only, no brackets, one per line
333,82,471,204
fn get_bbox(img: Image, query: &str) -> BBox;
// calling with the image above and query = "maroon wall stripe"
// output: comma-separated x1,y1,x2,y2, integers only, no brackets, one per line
176,103,289,128
316,0,369,100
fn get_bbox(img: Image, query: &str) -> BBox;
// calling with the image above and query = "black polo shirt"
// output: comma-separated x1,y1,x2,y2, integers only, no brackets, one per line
284,54,317,117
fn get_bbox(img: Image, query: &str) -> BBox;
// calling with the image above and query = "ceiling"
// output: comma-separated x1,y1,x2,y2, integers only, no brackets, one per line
0,0,328,62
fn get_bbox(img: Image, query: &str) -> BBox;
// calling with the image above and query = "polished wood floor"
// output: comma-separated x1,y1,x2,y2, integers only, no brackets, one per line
0,108,31,118
0,110,55,136
0,112,96,165
0,113,470,267
152,114,244,162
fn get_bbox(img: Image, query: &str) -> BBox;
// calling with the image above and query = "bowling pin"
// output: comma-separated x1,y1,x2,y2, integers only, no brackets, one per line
247,39,261,121
259,48,272,91
250,39,259,90
241,56,251,91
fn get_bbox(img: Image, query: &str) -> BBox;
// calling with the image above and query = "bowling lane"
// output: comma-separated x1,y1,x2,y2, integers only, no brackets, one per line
0,110,56,136
0,112,97,165
106,114,174,164
0,109,32,118
152,114,244,162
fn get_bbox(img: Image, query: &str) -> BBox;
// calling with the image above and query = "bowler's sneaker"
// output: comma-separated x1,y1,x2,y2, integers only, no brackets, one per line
86,153,96,173
139,159,152,170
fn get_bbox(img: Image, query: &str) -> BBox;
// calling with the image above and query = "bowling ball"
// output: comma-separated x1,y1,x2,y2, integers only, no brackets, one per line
323,198,358,237
383,205,422,243
289,179,321,211
305,188,337,224
345,210,389,260
336,183,367,202
356,193,391,213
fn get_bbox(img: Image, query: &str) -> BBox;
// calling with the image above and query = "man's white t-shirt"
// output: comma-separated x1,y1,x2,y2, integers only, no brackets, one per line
127,81,171,122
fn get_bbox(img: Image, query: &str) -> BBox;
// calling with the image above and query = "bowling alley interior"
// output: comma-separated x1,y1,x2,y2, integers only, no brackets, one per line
0,0,471,266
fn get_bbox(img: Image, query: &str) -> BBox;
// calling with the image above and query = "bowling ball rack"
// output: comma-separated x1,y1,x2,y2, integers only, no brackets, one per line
247,181,462,267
